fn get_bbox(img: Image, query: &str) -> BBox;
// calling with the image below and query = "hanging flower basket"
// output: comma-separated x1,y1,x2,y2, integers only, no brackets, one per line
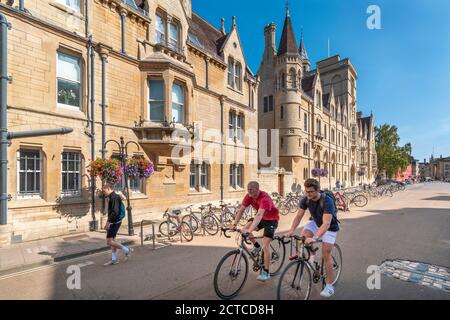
311,168,321,177
87,158,123,184
358,170,365,177
126,155,154,179
320,168,328,177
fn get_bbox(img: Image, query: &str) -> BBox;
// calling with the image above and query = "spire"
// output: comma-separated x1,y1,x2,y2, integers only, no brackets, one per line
277,8,298,56
286,0,290,17
299,27,309,61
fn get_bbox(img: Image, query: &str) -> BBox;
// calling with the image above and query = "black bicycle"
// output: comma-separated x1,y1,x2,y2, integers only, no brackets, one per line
213,228,286,300
181,205,220,236
277,235,342,300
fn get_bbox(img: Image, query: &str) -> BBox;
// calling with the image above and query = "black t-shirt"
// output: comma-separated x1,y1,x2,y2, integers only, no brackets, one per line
299,193,340,232
107,192,122,224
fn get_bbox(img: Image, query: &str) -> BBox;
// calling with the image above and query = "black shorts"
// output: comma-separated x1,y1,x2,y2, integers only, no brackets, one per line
106,222,122,239
248,218,278,239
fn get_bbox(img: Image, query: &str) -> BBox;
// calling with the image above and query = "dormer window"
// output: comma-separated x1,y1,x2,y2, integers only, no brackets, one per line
315,90,321,108
227,57,242,92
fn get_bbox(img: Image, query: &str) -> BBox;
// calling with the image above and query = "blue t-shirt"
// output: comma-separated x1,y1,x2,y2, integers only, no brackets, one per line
299,193,339,232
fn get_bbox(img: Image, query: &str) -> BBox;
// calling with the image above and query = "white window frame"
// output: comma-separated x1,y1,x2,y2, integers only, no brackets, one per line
61,151,82,197
171,82,184,123
17,149,42,199
57,51,82,110
148,79,165,122
169,22,179,51
155,13,166,44
234,62,242,91
228,57,234,87
200,161,210,191
56,0,81,12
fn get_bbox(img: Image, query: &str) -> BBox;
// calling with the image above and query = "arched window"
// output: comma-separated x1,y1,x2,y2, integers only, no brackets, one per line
155,13,166,44
289,68,297,88
281,73,286,88
227,57,234,87
169,21,180,52
234,62,242,91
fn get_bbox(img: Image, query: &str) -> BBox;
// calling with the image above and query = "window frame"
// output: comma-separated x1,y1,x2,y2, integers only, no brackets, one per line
56,51,82,110
171,81,185,123
148,78,165,122
61,151,82,197
17,149,42,199
155,13,166,45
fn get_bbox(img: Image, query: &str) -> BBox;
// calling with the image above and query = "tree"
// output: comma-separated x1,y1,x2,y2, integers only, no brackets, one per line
375,124,411,178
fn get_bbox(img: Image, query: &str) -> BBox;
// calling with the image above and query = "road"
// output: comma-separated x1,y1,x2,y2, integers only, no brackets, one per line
0,182,449,300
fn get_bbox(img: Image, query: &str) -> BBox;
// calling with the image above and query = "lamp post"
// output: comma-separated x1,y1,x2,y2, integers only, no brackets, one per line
104,136,139,236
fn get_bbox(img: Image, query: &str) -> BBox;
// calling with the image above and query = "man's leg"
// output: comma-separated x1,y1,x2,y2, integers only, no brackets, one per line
262,236,272,271
322,242,334,285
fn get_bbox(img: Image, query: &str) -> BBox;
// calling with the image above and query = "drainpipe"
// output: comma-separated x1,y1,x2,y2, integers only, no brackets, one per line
0,14,11,225
18,0,25,12
120,8,127,55
100,48,108,214
220,96,225,202
90,45,97,230
204,57,209,89
85,3,91,129
99,49,108,160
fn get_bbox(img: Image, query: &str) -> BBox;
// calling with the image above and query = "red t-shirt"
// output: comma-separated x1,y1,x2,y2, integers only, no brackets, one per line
242,191,279,221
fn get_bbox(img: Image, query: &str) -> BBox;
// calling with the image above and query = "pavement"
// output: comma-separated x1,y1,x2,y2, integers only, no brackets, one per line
0,182,448,300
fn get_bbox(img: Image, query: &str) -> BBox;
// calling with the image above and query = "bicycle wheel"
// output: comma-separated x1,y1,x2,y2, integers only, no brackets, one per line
180,222,194,242
214,250,249,300
182,215,199,233
159,221,178,237
351,194,368,207
277,260,312,300
385,189,393,197
203,214,220,236
279,202,290,216
269,238,286,276
330,244,343,285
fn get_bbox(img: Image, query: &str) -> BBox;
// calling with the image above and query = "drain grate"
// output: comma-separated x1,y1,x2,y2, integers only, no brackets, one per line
379,259,450,292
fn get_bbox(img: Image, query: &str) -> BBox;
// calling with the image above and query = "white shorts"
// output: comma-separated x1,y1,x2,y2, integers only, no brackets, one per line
303,220,338,244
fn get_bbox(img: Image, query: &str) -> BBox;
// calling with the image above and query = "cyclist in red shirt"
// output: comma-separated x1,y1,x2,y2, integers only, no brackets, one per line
231,181,280,281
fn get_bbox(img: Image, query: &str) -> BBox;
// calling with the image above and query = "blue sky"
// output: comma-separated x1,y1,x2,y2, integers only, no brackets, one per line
192,0,450,162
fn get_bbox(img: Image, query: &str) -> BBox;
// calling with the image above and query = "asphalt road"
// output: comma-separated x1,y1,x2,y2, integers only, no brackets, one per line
0,182,449,300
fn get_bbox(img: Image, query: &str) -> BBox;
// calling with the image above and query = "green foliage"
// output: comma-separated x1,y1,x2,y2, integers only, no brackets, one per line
375,124,411,178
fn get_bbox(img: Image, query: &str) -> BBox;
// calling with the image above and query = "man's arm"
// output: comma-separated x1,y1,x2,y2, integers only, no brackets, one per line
232,205,247,227
286,208,306,235
246,208,265,233
315,213,332,239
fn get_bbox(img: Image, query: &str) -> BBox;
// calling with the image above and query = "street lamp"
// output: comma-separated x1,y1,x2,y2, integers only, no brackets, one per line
104,136,140,236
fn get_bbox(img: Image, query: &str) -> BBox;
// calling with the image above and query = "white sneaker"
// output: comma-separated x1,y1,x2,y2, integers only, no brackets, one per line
320,284,335,298
124,247,133,260
103,259,119,266
256,270,271,281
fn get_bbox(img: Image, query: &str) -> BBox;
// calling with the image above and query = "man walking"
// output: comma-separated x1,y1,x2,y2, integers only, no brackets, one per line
102,183,132,266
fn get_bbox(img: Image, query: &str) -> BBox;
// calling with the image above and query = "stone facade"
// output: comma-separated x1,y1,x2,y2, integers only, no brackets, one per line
257,10,377,191
0,0,258,245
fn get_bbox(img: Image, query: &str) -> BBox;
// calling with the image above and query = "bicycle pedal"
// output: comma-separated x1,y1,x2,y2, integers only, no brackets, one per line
288,255,298,261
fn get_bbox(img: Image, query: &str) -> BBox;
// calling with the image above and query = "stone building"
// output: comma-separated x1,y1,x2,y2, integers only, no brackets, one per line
257,7,377,192
0,0,258,245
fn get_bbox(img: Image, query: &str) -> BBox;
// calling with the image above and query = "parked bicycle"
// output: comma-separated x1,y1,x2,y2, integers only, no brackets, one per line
181,204,220,236
277,235,342,300
159,208,194,242
213,227,287,299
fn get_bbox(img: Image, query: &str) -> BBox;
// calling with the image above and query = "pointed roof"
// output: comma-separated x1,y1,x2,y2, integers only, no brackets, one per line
277,13,298,56
299,32,309,61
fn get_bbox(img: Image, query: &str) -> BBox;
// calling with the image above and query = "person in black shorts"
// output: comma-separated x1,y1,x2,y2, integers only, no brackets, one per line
231,181,280,281
102,183,132,266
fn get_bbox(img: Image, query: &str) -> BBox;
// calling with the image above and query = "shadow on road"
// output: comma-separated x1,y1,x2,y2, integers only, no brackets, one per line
422,196,450,201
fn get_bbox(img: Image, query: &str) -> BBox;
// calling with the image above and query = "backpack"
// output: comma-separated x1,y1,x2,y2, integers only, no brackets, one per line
119,201,126,221
307,190,340,223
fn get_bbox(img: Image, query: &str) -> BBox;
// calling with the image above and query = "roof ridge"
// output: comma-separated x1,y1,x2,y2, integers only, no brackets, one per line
192,12,223,35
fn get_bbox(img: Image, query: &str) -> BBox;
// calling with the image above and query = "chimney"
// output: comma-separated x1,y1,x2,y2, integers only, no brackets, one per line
264,23,276,52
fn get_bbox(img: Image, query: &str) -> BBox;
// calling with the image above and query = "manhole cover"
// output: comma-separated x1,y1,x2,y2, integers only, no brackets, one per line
379,259,450,292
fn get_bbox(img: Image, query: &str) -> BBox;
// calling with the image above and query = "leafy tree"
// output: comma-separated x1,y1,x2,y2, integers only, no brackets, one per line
375,124,411,178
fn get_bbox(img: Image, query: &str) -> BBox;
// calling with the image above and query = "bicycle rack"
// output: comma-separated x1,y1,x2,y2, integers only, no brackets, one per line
140,220,156,249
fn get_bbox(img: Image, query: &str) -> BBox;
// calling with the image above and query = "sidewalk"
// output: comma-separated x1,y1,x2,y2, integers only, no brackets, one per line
0,230,141,275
